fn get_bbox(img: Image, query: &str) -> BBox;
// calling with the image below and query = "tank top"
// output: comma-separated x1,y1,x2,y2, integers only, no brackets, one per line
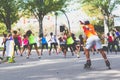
28,34,36,44
66,36,74,45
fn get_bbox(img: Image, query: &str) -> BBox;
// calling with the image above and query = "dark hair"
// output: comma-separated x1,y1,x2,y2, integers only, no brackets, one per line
13,30,17,34
79,34,83,38
26,30,32,37
23,34,26,38
84,21,90,25
3,33,7,37
8,33,12,37
50,32,53,36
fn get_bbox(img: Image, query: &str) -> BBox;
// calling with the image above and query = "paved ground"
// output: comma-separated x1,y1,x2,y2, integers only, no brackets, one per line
0,50,120,80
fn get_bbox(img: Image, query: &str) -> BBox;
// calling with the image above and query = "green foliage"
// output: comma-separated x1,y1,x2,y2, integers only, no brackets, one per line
22,0,68,35
0,0,21,32
0,23,7,36
81,0,120,17
94,20,104,33
23,0,68,18
80,0,120,32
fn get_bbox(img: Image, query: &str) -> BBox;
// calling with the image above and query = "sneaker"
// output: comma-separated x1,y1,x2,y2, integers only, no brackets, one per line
20,54,23,56
72,52,74,56
26,56,29,59
49,52,51,55
38,56,41,59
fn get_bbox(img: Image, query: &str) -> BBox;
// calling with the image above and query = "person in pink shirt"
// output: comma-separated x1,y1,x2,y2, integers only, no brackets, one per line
20,34,29,56
18,34,22,46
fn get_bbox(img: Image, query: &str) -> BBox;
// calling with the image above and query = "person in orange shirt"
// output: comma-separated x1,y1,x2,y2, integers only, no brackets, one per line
80,20,111,69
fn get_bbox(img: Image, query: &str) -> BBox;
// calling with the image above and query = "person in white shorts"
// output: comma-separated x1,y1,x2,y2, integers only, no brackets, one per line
80,20,111,69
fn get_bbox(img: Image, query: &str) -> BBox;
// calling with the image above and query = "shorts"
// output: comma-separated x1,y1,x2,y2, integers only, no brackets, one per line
23,45,28,48
60,44,67,52
85,35,102,49
29,43,37,50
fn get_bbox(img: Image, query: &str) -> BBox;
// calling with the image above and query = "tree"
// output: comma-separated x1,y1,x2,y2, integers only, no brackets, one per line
23,0,68,36
0,0,21,32
80,0,120,34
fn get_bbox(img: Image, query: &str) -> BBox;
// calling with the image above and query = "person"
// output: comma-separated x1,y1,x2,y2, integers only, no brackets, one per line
26,30,41,59
58,36,67,58
79,34,84,53
1,33,8,58
20,34,29,56
13,30,21,55
107,32,114,54
71,33,80,58
39,33,48,55
112,28,120,52
5,33,15,63
112,33,119,54
48,32,58,55
65,29,75,56
80,20,111,69
113,28,120,40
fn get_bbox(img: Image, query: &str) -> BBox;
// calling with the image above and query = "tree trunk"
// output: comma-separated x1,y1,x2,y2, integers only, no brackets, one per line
104,15,109,44
5,18,11,33
38,15,44,36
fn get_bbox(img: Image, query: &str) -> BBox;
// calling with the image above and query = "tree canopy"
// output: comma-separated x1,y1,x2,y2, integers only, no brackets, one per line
0,0,21,32
22,0,69,35
80,0,120,33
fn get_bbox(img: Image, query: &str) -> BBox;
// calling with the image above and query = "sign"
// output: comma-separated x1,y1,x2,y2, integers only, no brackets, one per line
114,17,120,26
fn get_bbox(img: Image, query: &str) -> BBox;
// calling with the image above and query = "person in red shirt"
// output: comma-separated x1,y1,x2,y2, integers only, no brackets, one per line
107,33,113,54
80,20,111,69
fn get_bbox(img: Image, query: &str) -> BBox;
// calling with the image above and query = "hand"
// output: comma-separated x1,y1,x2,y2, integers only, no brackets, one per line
79,21,84,24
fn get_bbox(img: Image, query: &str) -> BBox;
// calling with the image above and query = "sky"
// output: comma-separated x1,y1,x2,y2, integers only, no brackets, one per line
112,5,120,16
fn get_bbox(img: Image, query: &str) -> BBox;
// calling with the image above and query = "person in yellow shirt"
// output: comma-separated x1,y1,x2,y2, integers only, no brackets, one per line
80,20,111,69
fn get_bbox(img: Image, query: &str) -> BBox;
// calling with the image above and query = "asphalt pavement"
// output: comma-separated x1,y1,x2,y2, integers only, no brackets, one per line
0,50,120,80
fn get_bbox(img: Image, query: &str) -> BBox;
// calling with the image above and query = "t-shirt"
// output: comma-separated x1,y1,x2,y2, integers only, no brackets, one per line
50,35,57,43
83,24,97,38
41,37,47,44
115,32,120,37
108,36,113,42
23,38,28,45
28,34,36,44
18,35,22,46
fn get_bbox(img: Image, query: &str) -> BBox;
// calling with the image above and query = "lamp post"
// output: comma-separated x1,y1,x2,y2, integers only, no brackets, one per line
104,14,109,44
55,12,58,35
60,10,71,31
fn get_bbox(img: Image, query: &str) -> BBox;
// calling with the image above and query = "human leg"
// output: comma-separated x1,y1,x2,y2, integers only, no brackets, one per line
95,36,111,69
49,43,53,55
41,44,44,55
27,45,32,58
53,43,58,54
34,43,41,58
84,36,97,68
17,44,21,55
99,49,111,69
21,47,25,56
2,48,6,58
